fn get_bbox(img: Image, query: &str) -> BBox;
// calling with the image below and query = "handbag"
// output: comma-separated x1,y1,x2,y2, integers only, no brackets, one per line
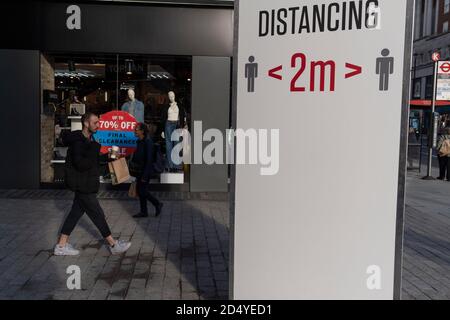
128,181,138,198
439,139,450,156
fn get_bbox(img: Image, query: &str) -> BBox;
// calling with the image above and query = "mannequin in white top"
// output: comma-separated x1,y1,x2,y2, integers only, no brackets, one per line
167,91,179,121
162,91,187,172
161,91,187,137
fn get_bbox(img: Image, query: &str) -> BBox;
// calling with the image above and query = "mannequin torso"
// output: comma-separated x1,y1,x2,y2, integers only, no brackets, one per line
122,98,144,123
167,102,179,121
121,89,144,123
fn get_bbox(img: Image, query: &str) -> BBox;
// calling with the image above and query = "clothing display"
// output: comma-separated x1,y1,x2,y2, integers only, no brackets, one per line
165,120,180,170
121,99,145,123
161,93,186,171
161,103,186,129
167,102,179,121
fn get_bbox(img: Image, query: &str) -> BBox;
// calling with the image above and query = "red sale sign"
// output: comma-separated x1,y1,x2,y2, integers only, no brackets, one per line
93,111,138,156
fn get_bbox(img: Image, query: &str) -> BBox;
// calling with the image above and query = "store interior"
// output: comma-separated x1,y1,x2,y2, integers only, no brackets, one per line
42,53,192,186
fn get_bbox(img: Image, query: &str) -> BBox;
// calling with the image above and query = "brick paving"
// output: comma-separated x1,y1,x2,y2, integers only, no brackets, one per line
0,171,449,300
0,195,229,300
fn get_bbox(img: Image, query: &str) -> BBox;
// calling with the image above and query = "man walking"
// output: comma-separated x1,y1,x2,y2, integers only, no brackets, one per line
54,112,131,256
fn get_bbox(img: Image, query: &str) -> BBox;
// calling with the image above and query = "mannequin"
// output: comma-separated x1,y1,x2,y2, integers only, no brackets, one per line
65,90,82,115
121,89,144,123
161,91,187,172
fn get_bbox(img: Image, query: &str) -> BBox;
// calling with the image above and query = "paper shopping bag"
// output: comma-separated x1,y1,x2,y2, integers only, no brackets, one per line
128,181,138,198
108,158,130,185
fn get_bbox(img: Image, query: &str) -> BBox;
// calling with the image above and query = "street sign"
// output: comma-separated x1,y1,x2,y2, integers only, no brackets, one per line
232,0,414,299
432,52,441,62
437,61,450,101
438,61,450,75
93,111,138,157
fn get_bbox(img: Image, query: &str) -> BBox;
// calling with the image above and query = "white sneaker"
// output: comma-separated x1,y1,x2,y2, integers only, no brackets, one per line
109,240,131,255
54,243,80,256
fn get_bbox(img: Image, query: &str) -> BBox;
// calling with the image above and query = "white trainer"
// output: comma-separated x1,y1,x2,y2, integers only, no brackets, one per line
54,243,80,256
109,240,131,255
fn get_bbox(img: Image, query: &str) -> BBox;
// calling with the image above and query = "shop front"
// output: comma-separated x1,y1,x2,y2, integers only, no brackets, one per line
0,1,233,191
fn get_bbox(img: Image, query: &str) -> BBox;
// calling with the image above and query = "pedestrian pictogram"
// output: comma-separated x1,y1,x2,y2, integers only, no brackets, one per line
376,48,394,91
245,56,258,92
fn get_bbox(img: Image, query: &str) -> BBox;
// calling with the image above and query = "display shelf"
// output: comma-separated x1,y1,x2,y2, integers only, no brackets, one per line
51,160,66,164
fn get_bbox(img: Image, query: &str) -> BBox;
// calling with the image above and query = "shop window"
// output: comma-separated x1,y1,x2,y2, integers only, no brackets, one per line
425,75,434,99
41,53,192,185
413,79,422,99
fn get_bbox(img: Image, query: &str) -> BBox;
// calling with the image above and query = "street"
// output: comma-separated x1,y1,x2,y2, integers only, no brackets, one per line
0,171,449,299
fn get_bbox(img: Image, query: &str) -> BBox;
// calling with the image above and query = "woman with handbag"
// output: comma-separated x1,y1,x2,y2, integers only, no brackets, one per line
130,122,163,218
437,127,450,181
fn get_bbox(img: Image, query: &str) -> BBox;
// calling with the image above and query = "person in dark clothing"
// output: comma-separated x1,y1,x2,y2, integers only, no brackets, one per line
437,127,450,180
54,113,131,256
130,122,163,218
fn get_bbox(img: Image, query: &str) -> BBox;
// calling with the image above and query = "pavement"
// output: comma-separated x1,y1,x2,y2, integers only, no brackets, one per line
0,168,449,300
402,169,450,300
0,192,229,300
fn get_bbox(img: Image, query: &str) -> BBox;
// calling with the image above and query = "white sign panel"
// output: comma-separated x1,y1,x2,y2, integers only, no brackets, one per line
232,0,413,299
437,61,450,101
438,61,450,75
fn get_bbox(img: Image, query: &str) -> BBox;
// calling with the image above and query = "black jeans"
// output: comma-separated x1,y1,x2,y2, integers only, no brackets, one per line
137,179,160,214
61,192,112,238
438,155,450,180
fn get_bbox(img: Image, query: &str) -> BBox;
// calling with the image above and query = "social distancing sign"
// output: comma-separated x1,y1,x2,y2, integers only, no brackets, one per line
231,0,414,299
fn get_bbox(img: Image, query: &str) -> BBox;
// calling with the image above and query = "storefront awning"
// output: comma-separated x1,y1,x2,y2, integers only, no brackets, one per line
410,100,450,113
410,99,450,107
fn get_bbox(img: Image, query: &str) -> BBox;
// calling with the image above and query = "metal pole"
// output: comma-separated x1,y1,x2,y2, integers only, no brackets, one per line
419,110,423,173
423,61,439,179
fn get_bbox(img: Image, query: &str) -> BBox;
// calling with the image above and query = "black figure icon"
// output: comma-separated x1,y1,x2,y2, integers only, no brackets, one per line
245,56,258,93
376,49,394,91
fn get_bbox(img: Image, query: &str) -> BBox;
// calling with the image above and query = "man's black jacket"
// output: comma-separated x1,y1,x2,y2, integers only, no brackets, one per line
63,130,108,193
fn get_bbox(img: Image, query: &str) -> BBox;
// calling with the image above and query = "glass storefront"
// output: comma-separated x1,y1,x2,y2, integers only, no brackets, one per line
43,53,192,186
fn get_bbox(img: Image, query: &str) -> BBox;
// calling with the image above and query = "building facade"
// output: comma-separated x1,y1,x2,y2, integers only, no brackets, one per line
412,0,450,99
0,0,234,190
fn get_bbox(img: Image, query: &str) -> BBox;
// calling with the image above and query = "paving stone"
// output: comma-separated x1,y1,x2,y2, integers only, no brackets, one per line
1,177,449,300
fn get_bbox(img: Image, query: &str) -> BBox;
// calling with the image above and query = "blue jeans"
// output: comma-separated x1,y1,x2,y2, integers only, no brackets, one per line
165,121,180,169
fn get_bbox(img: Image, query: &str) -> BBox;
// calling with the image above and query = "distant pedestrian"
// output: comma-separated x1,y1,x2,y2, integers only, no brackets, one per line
129,122,164,218
437,127,450,181
54,112,131,256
